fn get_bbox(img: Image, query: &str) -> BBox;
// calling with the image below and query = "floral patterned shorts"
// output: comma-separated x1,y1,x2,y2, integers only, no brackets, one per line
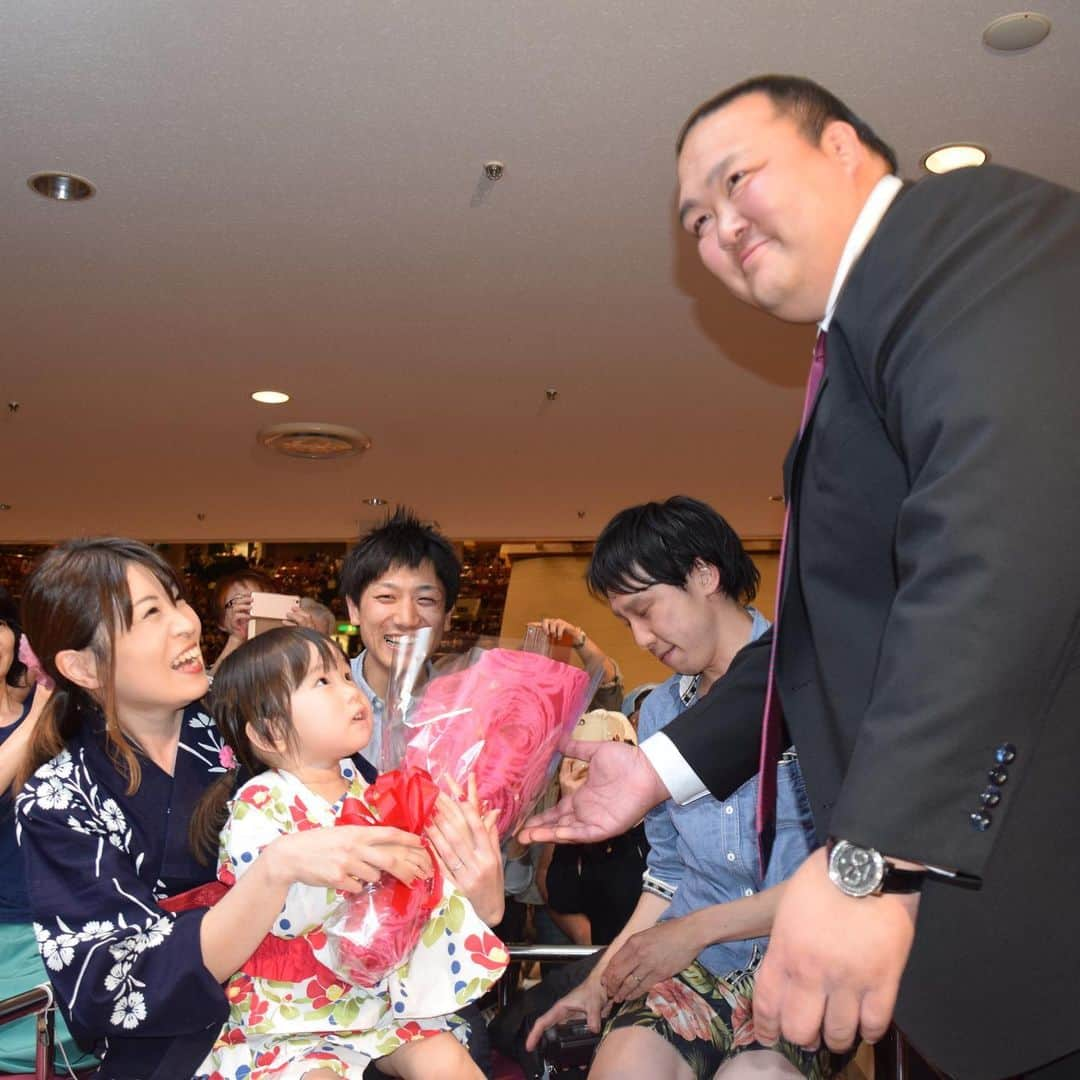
603,961,845,1080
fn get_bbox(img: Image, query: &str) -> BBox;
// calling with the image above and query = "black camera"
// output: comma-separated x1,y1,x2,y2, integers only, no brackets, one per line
539,1018,601,1069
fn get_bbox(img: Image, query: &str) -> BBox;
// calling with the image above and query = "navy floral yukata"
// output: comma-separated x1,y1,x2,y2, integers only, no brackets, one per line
16,702,230,1079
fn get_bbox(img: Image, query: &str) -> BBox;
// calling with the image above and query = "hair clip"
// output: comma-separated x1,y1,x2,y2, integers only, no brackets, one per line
18,634,55,691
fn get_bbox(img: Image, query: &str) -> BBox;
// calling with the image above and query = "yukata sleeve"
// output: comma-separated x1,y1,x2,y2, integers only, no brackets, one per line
16,751,226,1046
218,780,339,938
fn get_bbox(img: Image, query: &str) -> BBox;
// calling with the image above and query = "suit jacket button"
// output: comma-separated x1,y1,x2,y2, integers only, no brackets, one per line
970,811,992,831
980,786,1001,808
988,767,1008,785
994,743,1017,765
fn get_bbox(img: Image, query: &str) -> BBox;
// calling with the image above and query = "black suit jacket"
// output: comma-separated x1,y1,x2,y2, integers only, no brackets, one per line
664,164,1080,1079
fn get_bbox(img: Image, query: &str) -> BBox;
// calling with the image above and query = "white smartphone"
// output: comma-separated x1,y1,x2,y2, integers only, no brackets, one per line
247,591,300,638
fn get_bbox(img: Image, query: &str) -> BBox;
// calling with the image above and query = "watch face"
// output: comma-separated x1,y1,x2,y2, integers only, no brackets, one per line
828,841,885,898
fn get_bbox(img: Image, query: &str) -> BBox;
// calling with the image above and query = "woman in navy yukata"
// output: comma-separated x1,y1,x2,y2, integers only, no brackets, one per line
13,538,499,1080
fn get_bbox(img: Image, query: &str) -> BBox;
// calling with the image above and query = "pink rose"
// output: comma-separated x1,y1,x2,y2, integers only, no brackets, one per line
406,649,592,838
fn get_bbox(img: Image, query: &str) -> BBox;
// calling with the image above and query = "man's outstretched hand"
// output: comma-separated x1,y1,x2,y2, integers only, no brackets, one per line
516,740,670,844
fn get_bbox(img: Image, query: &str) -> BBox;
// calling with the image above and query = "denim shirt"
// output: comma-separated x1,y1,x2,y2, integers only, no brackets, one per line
639,608,817,977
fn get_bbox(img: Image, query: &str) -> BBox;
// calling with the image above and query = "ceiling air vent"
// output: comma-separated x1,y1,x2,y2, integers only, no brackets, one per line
257,422,372,460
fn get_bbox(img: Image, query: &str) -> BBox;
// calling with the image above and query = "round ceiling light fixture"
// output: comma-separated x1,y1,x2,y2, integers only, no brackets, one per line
921,144,989,174
983,12,1051,51
258,422,372,460
251,390,290,404
27,172,95,201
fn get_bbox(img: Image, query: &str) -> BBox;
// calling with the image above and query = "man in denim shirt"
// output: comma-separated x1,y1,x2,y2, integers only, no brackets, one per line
527,497,834,1080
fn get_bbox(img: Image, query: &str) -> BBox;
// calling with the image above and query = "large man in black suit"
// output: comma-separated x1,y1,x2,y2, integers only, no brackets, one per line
520,76,1080,1078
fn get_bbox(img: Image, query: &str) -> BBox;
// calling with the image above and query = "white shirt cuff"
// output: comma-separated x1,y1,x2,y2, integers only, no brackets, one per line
640,731,709,805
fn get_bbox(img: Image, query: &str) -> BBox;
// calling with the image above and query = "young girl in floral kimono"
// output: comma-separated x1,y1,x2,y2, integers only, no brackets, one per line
190,626,508,1080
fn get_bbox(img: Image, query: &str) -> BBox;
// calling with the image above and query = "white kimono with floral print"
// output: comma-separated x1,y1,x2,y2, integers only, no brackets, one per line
196,762,508,1080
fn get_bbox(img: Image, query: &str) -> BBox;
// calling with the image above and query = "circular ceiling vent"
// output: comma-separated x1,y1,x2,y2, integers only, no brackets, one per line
257,422,372,460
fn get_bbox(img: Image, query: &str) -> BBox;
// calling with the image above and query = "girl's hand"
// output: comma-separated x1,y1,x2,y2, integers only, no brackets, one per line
268,824,433,892
426,774,505,924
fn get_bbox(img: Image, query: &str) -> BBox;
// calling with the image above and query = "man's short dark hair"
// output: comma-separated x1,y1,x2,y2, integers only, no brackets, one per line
340,507,460,608
676,74,898,174
587,496,760,604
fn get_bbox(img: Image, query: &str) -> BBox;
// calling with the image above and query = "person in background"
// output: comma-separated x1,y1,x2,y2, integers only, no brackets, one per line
543,710,647,947
211,567,324,671
211,567,277,670
621,683,656,733
538,618,623,712
299,596,337,637
540,709,648,949
0,587,99,1074
489,709,647,1079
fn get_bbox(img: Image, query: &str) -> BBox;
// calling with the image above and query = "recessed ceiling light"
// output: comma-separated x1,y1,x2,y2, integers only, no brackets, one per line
27,172,95,201
251,390,290,404
363,496,388,506
921,144,989,174
983,12,1051,52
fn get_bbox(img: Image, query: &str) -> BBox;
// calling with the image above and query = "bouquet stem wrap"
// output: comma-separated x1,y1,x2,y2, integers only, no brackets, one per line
404,648,594,840
321,766,442,987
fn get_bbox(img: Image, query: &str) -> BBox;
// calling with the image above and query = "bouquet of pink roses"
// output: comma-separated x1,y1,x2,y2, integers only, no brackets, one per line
403,647,594,840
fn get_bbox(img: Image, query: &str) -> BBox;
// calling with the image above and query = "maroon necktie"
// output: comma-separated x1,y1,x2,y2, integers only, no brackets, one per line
756,331,827,872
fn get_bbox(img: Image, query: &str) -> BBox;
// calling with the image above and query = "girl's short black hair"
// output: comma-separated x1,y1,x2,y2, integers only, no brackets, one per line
587,496,759,603
191,626,347,863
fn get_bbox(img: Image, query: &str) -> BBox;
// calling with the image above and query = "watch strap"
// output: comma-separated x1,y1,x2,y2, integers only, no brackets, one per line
877,862,926,894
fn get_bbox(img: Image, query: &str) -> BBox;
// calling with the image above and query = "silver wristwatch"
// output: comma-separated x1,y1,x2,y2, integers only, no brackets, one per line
826,838,926,898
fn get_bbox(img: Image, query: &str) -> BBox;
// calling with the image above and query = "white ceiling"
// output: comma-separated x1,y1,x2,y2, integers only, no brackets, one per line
2,1,1077,542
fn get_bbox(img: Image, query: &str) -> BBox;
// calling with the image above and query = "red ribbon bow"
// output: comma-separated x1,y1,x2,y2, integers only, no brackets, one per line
336,765,442,917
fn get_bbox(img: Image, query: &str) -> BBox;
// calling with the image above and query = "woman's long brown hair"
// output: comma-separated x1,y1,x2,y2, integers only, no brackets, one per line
15,538,189,794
